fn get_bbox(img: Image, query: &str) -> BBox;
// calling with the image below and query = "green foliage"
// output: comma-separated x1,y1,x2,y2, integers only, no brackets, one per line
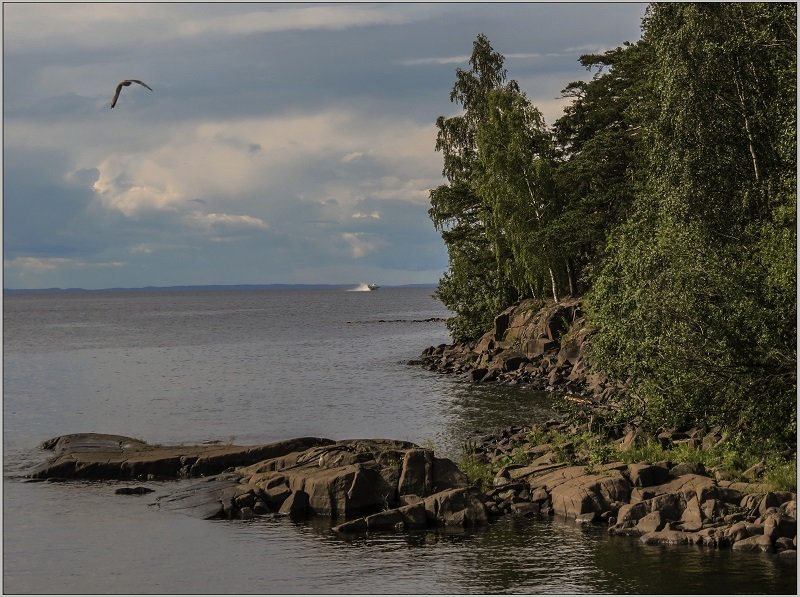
474,86,561,300
551,40,651,291
763,458,798,493
429,6,796,450
587,2,797,444
430,35,523,342
458,452,495,491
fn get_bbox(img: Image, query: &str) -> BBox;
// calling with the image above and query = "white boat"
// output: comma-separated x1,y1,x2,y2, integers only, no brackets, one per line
368,284,380,290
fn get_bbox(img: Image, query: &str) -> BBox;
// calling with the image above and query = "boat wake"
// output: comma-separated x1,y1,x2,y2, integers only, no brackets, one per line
347,283,373,292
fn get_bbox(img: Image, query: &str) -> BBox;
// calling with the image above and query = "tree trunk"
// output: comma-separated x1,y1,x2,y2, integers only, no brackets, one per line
566,259,575,296
548,267,559,303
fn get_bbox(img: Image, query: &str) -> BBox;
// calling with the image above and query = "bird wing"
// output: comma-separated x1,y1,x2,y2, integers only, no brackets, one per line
110,81,125,109
129,79,153,91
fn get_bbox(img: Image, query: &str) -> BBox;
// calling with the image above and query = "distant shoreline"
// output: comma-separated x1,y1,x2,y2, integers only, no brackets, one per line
3,283,438,294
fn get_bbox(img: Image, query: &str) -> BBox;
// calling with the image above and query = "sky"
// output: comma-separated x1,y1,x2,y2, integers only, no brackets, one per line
2,2,647,289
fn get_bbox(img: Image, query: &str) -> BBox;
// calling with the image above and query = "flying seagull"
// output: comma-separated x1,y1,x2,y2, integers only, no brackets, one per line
110,79,153,109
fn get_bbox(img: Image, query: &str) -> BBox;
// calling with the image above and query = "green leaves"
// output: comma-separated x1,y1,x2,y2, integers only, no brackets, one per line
430,7,795,449
430,34,521,342
588,2,797,443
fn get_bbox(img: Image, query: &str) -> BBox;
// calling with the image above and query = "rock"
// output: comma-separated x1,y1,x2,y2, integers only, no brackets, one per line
332,518,368,534
644,474,718,505
262,477,292,507
511,502,540,517
30,434,335,481
399,494,423,506
781,500,797,519
239,506,255,520
509,462,567,480
617,492,683,527
423,487,489,527
492,351,527,372
278,490,309,517
732,534,774,553
234,488,256,509
431,457,469,492
764,512,797,541
470,368,488,382
114,486,154,495
775,537,795,552
636,510,666,534
493,311,511,341
365,509,405,532
397,449,433,497
398,502,428,530
740,492,764,513
549,471,631,520
742,460,766,481
627,463,669,487
640,528,693,545
680,496,704,532
758,492,783,516
530,487,549,503
669,462,706,478
156,475,242,519
302,463,389,518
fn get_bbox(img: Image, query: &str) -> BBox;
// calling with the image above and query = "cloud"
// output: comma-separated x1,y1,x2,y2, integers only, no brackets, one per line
352,211,381,220
175,5,425,37
3,4,430,52
397,55,470,66
398,51,569,66
183,211,269,231
131,244,154,254
5,256,123,273
56,109,441,221
341,151,366,163
341,232,380,258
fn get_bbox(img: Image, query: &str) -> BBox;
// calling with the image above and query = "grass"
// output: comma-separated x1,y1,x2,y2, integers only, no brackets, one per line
523,426,797,493
458,452,495,491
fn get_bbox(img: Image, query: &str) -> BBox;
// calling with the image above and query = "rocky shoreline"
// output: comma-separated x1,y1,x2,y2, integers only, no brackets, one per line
464,420,796,556
409,298,619,402
26,427,797,556
408,297,797,556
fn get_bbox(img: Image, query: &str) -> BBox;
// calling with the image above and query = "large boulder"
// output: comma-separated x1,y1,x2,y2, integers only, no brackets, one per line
422,487,489,527
548,470,631,521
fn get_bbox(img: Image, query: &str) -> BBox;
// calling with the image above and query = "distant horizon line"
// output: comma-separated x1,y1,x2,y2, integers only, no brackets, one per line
3,282,439,293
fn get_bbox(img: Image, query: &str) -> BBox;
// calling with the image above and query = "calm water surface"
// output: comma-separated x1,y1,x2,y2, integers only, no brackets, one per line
3,288,796,594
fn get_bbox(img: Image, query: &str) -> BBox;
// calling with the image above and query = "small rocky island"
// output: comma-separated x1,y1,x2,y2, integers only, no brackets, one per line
28,428,797,555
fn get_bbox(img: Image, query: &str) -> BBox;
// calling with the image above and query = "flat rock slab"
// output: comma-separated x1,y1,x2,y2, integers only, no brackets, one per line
29,433,335,481
155,475,243,519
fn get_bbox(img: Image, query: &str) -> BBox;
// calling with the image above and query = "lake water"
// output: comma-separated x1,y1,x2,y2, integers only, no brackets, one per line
3,288,796,594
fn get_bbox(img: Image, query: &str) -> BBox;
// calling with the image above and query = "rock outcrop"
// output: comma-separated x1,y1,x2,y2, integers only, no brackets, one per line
463,421,797,556
26,431,797,556
29,433,335,480
411,298,619,402
28,433,488,531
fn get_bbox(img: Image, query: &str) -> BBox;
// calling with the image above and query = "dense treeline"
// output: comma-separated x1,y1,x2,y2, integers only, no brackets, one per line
429,3,796,444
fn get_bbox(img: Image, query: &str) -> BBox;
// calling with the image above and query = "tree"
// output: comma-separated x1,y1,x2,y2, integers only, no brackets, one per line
473,86,560,301
429,34,521,341
587,3,797,443
550,40,651,292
